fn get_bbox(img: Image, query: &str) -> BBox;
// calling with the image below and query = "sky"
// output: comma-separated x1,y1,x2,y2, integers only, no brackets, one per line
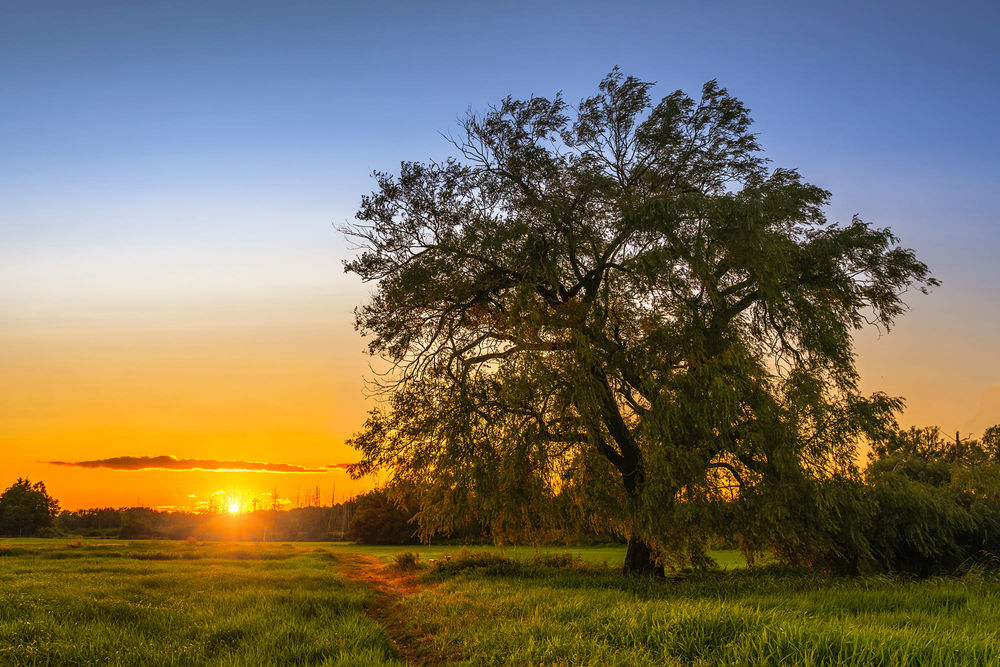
1,0,998,511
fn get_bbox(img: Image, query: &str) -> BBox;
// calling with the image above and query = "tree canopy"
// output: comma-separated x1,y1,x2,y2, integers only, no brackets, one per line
870,425,1000,467
344,69,937,574
0,478,59,537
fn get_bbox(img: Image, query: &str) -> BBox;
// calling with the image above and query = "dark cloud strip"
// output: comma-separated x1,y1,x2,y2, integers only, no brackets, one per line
48,455,349,473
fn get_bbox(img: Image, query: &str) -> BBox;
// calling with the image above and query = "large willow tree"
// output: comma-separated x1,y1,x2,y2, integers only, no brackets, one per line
344,70,936,574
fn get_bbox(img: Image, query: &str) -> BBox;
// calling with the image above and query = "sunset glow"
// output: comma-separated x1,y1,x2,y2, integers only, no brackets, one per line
0,2,996,513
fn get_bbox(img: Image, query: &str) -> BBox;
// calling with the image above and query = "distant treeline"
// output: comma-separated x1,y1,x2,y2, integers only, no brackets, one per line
50,502,360,542
5,422,1000,576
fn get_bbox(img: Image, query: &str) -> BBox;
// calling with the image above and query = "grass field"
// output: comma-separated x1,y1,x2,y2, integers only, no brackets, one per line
3,539,999,665
0,540,396,666
395,553,1000,665
323,543,748,570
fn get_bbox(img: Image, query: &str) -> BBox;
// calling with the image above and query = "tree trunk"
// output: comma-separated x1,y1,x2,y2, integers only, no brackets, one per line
622,534,664,576
578,371,665,577
617,442,664,576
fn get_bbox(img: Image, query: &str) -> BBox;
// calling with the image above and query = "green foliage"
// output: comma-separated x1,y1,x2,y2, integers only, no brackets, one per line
0,478,60,537
391,551,421,570
118,506,161,539
347,490,418,545
344,69,936,572
54,507,121,537
756,425,1000,575
429,549,592,578
871,424,1000,465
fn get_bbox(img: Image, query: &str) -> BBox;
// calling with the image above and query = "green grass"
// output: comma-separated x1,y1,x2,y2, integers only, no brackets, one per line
321,542,748,570
0,540,397,666
395,553,1000,665
3,539,999,666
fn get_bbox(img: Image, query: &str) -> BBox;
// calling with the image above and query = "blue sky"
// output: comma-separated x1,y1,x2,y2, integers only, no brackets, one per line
1,0,998,506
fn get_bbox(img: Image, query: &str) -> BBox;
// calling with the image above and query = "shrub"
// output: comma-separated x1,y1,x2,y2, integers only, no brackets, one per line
763,462,1000,576
392,551,421,570
432,549,599,578
432,550,520,576
531,551,581,569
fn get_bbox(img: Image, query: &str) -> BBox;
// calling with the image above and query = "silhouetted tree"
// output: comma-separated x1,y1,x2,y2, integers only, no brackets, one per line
776,423,1000,575
344,69,937,574
346,489,417,545
983,425,1000,461
55,507,121,536
0,478,60,537
871,424,1000,468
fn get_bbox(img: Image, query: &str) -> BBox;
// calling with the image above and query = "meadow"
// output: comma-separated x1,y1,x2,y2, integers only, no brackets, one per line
0,540,395,666
2,539,999,665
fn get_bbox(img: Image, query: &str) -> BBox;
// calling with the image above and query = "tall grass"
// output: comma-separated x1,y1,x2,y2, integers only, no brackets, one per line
394,552,1000,665
0,541,397,666
4,540,998,665
323,542,748,569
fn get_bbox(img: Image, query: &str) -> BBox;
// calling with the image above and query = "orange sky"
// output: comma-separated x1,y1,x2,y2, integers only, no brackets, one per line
2,277,998,511
1,4,997,511
0,291,385,510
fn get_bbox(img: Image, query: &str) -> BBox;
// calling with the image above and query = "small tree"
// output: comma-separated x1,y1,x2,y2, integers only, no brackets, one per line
344,70,936,574
0,478,60,537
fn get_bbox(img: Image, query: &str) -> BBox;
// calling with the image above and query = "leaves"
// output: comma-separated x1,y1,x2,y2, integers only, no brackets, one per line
342,70,937,565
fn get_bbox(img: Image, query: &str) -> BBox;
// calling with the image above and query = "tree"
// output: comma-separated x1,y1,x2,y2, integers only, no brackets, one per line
983,425,1000,461
870,424,1000,467
346,489,417,545
0,478,60,537
344,70,937,574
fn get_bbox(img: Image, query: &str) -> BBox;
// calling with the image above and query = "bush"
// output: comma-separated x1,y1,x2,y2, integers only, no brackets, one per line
431,549,597,578
432,550,520,576
392,551,421,570
764,462,1000,576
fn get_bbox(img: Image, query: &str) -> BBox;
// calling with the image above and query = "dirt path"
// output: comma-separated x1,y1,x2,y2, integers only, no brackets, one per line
337,554,439,666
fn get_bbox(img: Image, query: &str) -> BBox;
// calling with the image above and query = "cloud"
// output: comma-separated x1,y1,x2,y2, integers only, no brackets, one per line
47,455,349,473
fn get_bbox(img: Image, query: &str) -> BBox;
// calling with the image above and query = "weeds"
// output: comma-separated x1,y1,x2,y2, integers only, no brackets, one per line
391,551,421,571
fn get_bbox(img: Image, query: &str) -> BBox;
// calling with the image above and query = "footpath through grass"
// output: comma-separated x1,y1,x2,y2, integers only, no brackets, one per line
0,540,397,666
4,539,1000,665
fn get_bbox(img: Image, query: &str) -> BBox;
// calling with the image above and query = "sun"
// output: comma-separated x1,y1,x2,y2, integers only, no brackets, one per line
228,502,240,514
